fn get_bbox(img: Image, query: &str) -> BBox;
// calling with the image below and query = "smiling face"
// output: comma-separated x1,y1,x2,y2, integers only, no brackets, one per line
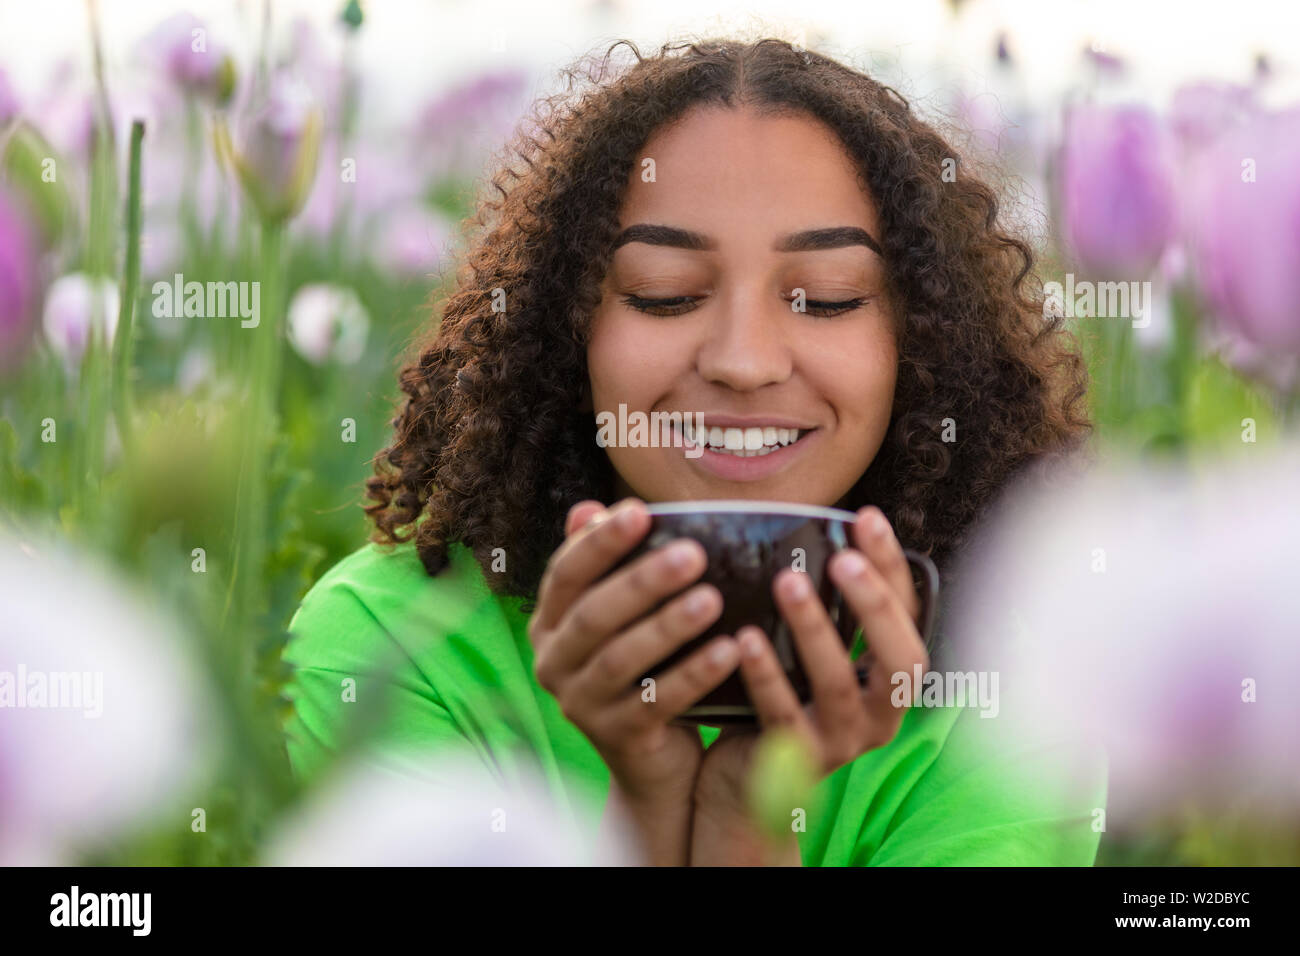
586,104,899,507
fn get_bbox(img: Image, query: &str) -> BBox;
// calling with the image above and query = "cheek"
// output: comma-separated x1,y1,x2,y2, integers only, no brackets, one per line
587,309,677,404
585,309,625,401
812,331,897,430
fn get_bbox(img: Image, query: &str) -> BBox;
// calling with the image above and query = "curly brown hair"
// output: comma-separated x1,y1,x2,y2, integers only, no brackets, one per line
364,36,1092,607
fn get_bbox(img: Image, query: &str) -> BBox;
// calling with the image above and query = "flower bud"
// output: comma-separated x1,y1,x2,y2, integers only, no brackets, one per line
217,72,322,225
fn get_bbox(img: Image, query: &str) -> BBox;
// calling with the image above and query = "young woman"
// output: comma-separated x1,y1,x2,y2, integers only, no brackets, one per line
282,37,1101,866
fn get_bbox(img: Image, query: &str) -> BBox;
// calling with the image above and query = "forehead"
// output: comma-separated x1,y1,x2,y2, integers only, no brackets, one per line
618,105,881,238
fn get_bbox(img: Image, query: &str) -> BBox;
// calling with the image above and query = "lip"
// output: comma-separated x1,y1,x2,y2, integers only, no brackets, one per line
675,413,819,430
671,420,821,483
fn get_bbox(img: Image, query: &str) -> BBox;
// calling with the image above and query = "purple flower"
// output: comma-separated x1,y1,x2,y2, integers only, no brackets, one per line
142,12,236,104
1170,81,1257,150
1083,44,1125,76
0,188,39,375
1056,103,1178,277
32,59,96,159
218,72,322,224
413,69,531,180
369,204,454,277
1185,107,1300,352
297,138,422,243
995,32,1012,66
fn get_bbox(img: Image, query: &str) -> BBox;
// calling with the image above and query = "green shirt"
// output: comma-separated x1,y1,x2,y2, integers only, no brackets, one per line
281,537,1107,866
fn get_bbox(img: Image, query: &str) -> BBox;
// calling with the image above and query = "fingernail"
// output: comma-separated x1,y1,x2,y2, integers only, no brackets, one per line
664,541,696,569
779,572,808,600
740,630,763,659
616,504,640,530
685,588,711,616
711,639,737,665
835,552,866,579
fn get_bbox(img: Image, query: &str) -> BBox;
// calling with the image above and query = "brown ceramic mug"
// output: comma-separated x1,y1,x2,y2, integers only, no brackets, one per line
610,501,940,726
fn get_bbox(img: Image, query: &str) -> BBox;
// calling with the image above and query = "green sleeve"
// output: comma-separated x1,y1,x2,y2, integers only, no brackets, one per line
863,704,1108,866
281,574,477,787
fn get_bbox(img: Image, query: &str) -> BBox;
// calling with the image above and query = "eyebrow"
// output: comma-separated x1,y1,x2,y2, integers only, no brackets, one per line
611,223,884,258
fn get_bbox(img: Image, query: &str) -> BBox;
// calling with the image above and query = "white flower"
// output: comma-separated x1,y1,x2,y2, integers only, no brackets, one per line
944,443,1300,826
0,533,218,864
41,272,119,372
264,746,640,866
287,283,369,365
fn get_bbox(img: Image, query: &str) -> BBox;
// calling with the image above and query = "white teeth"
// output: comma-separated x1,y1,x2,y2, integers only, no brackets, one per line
676,420,809,453
691,425,809,455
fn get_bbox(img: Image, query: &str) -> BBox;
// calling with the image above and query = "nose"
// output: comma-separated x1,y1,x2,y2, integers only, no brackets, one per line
695,287,794,391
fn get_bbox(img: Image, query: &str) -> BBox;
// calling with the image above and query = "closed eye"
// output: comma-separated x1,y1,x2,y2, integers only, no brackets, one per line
621,294,871,318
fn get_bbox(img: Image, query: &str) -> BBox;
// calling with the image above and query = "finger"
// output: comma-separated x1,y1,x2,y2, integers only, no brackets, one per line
609,633,742,726
829,548,929,736
546,536,708,677
853,506,920,623
533,498,648,632
570,582,723,705
772,568,866,750
565,499,607,537
734,625,817,740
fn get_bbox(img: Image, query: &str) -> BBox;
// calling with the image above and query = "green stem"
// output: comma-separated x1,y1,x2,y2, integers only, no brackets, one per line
224,220,285,641
181,100,202,260
112,120,145,458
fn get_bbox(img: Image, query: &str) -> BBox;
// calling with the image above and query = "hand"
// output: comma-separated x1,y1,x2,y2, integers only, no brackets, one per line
528,497,742,813
693,505,930,815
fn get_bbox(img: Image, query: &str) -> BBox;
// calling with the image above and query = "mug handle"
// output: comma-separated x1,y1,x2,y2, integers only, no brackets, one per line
835,548,940,679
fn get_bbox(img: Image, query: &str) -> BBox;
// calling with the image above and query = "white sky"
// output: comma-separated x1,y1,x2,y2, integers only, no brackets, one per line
1,0,1297,127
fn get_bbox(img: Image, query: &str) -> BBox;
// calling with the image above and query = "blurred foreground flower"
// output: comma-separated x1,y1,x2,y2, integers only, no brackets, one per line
0,533,217,864
748,727,818,847
0,187,39,373
287,283,369,365
41,272,119,373
216,72,322,224
265,748,638,865
1056,103,1177,277
1186,107,1300,352
945,445,1300,839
